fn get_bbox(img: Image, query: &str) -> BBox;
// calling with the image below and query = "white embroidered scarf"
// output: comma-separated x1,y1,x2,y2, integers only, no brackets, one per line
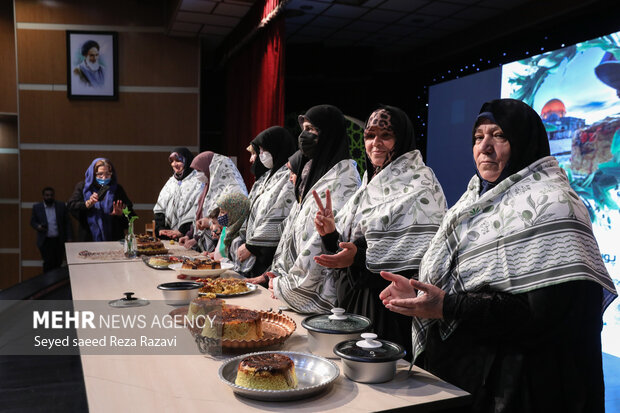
412,156,617,361
198,154,248,221
153,170,203,230
245,165,296,247
336,150,447,273
272,159,361,313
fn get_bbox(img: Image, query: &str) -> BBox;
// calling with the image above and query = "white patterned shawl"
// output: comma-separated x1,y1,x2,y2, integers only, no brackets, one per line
245,165,296,247
336,150,447,273
412,156,618,361
153,170,203,230
272,160,361,313
198,154,248,220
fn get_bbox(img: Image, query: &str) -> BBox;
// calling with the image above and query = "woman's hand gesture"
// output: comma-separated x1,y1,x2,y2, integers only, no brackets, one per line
314,242,356,268
379,271,445,320
312,189,336,236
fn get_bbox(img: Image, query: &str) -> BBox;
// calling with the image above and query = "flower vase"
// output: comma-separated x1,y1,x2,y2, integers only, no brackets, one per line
125,223,137,258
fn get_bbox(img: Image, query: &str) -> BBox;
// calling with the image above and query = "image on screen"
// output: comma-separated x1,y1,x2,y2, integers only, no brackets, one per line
501,31,620,357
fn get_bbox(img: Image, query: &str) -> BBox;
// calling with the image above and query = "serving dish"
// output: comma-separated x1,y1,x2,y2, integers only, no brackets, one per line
333,333,406,383
218,351,339,401
188,309,296,351
157,281,202,305
301,308,372,358
198,282,258,298
142,255,188,270
169,261,234,277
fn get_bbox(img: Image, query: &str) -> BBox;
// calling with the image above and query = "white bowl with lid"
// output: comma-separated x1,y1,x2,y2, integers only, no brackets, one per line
301,308,372,358
333,333,406,383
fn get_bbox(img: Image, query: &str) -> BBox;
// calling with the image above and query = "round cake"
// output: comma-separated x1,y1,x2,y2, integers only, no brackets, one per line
187,296,224,320
201,306,263,341
235,353,298,390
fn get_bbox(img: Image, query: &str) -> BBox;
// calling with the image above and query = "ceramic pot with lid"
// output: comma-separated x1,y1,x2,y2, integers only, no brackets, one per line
333,333,406,383
301,308,372,358
157,281,202,305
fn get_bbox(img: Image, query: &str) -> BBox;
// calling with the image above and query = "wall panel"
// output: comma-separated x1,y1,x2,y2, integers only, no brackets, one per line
22,266,42,282
16,30,199,87
16,29,66,85
0,204,19,249
15,0,164,27
19,90,198,145
0,154,19,199
0,253,20,289
0,118,18,148
0,1,17,114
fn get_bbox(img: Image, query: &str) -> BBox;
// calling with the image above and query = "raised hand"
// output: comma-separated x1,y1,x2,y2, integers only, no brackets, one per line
111,200,125,215
380,272,445,320
86,193,99,208
313,189,336,236
314,242,356,268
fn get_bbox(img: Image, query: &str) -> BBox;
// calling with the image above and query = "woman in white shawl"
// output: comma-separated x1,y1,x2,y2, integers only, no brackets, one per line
380,99,617,412
260,105,361,313
178,151,247,250
153,147,202,240
232,126,297,278
312,105,447,350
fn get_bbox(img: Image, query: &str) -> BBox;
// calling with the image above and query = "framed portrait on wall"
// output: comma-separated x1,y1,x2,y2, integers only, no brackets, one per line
66,31,118,100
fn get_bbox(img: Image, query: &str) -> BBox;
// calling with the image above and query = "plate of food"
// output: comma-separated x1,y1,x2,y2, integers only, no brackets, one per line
197,278,257,297
169,258,233,277
218,351,339,401
186,303,296,350
142,255,187,270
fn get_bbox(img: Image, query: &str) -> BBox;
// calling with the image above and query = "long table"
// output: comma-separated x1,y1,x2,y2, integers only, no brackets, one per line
66,241,470,412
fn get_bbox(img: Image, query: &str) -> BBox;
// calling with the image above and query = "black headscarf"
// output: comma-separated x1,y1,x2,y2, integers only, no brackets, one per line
169,147,194,181
249,143,269,179
251,126,297,181
364,105,416,180
296,104,350,200
288,150,304,175
473,99,550,194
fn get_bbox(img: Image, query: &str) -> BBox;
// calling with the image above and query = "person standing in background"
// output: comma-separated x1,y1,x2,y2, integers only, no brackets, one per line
31,187,73,272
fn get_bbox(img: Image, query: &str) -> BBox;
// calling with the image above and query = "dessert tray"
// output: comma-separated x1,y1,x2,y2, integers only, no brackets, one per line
169,308,296,351
198,282,258,298
142,255,188,270
218,351,340,401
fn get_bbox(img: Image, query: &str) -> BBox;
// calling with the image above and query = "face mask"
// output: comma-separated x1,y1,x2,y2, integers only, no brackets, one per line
96,178,111,186
217,214,229,227
298,130,319,159
259,151,274,169
195,171,208,183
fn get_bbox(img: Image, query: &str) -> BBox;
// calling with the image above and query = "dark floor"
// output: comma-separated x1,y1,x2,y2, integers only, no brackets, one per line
0,279,88,413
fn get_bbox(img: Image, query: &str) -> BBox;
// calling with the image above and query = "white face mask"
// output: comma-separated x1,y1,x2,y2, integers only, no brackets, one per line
195,171,208,183
259,151,273,169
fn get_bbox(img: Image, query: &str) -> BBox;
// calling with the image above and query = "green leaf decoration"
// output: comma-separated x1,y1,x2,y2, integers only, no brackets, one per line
301,250,311,257
482,205,494,213
381,216,389,225
533,172,541,181
522,210,533,220
420,198,429,205
493,220,500,229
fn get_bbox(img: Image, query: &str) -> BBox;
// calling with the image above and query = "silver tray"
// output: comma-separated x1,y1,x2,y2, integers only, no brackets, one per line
218,351,339,401
199,283,258,298
142,255,189,270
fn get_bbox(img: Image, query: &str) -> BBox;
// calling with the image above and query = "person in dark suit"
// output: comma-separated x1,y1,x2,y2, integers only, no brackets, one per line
31,187,73,272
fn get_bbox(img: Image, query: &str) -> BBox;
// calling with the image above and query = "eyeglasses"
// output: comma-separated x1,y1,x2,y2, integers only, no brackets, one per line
95,172,112,178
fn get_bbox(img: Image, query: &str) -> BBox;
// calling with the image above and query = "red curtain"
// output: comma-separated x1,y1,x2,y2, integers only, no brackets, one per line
224,14,285,187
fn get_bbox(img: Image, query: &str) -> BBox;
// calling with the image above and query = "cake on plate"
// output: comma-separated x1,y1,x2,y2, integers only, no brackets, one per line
186,296,224,320
182,257,221,270
201,306,263,341
234,353,298,390
136,235,168,256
